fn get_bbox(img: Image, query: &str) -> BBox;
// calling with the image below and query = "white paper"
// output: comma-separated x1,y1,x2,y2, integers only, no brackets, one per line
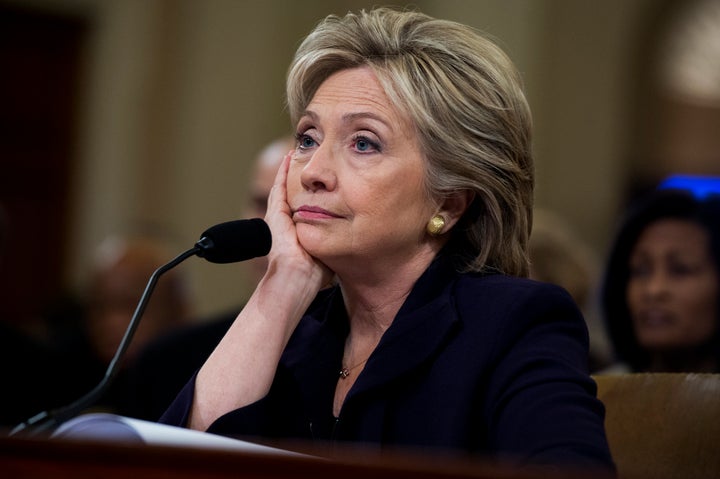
53,412,306,457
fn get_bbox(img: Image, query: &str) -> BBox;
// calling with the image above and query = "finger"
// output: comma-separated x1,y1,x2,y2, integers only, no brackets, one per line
267,151,293,215
272,151,292,191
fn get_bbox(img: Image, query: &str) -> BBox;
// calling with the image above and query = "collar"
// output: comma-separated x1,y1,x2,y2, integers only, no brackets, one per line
285,255,461,410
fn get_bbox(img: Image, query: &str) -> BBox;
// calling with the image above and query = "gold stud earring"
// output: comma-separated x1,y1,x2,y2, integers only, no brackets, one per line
426,215,446,235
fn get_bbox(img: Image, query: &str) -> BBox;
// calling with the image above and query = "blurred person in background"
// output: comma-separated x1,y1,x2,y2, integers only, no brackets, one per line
600,188,720,373
2,216,194,425
84,235,193,366
61,233,194,414
529,209,614,372
120,135,294,421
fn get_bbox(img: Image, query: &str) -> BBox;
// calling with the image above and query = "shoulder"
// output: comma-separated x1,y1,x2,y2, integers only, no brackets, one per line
451,274,588,346
453,273,577,314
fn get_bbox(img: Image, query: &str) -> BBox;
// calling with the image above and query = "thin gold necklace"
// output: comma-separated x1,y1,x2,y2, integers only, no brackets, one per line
339,357,369,379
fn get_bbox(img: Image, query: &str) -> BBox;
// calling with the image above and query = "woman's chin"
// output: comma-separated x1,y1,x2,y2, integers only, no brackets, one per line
297,228,331,257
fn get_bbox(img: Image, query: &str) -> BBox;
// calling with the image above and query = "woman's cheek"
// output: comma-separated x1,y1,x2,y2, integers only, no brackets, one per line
286,166,302,200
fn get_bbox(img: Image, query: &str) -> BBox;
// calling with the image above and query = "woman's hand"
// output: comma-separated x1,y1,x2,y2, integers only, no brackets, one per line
264,151,333,292
188,151,333,432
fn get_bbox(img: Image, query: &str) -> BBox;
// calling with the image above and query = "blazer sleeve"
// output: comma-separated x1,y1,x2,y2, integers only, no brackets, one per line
157,372,197,427
156,370,280,436
158,364,310,441
477,281,614,470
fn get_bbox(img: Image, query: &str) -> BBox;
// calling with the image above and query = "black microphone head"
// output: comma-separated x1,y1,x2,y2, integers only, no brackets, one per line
195,218,271,263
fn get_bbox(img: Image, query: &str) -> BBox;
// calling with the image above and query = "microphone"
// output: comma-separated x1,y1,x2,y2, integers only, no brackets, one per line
196,218,272,263
8,218,271,437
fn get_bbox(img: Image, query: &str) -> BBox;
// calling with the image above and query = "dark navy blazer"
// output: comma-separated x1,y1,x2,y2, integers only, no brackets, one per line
160,257,615,471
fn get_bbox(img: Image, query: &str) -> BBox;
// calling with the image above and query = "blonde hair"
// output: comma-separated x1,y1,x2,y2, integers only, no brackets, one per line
287,7,533,276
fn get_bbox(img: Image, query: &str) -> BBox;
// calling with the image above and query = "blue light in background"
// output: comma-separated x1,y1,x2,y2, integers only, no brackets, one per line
658,174,720,199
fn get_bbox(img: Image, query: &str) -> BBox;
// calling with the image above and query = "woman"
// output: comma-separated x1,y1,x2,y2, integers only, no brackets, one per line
161,7,614,471
601,188,720,373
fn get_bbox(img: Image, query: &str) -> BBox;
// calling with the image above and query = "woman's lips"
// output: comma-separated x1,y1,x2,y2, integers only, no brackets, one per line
637,309,674,327
294,205,341,220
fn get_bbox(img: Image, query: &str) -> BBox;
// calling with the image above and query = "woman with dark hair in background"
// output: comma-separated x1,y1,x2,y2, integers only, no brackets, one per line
601,188,720,373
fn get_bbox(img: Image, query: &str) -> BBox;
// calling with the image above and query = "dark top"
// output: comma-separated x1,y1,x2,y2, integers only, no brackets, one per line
160,257,614,471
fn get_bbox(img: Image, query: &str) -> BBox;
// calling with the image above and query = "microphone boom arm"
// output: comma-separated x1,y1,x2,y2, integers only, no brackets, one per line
9,246,201,437
8,217,270,437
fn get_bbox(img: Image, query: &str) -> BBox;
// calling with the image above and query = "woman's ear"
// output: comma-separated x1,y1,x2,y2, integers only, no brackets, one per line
439,190,475,230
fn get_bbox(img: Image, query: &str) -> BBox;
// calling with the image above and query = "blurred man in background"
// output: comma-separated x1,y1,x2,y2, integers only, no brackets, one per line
120,135,294,420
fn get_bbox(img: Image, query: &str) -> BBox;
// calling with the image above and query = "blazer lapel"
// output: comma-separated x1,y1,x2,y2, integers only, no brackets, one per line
283,256,461,427
349,256,461,398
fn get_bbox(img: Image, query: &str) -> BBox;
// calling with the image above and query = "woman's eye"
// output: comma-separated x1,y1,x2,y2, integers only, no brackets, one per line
629,261,650,278
668,262,696,276
297,134,316,149
352,136,380,153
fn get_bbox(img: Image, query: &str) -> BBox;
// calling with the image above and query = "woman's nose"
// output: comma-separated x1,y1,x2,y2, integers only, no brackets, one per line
643,269,670,298
300,143,337,192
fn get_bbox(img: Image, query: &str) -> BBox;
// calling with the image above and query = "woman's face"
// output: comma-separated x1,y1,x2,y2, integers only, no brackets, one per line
287,66,437,273
627,218,719,351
